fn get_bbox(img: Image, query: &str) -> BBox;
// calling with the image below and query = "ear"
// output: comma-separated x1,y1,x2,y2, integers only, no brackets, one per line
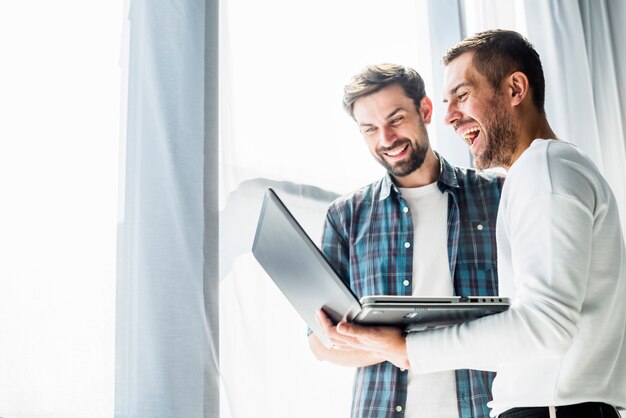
419,96,433,124
507,71,529,107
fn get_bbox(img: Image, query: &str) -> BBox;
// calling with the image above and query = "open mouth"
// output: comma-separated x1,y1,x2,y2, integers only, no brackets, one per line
383,143,409,158
461,126,480,146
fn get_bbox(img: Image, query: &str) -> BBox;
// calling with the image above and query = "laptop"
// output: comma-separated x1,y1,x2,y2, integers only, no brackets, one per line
252,188,509,347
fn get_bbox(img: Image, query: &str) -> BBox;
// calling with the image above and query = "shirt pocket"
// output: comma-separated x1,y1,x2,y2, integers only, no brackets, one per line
456,219,499,295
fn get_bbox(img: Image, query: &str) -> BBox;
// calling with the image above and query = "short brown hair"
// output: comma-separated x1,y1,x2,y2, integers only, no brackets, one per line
343,64,426,119
442,29,545,113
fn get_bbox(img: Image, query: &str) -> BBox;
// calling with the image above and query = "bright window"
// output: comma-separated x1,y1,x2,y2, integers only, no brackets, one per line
219,1,437,416
0,1,122,416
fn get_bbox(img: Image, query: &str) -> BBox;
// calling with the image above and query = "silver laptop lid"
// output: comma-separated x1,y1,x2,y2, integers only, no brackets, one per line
252,188,361,347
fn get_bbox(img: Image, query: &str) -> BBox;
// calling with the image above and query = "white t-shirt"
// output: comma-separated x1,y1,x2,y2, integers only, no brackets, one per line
399,183,459,418
406,140,626,417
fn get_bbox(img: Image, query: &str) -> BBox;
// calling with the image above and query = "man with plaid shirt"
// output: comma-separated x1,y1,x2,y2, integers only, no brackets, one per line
308,64,504,418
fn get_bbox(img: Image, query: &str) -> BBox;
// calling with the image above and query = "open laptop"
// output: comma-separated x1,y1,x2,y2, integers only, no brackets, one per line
252,188,509,347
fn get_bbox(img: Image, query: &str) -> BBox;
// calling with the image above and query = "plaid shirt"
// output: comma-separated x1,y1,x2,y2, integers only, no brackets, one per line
321,155,504,418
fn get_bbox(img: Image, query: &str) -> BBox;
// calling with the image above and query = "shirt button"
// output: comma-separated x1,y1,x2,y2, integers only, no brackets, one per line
477,224,484,231
403,280,410,287
403,206,409,213
396,405,403,412
404,242,411,249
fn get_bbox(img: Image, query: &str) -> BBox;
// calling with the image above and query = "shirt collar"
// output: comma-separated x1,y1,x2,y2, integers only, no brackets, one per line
436,151,460,191
378,151,460,201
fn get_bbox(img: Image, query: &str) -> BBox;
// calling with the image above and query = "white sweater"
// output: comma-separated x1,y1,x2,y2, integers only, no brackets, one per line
406,139,626,417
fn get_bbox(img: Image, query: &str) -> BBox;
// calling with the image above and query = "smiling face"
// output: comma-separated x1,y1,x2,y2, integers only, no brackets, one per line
443,52,518,169
352,83,432,183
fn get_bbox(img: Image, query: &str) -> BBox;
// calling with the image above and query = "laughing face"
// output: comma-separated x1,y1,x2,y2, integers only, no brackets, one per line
443,52,518,170
352,83,432,182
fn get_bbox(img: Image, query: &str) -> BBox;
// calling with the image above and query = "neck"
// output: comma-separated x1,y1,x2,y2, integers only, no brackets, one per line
393,149,440,188
504,111,557,171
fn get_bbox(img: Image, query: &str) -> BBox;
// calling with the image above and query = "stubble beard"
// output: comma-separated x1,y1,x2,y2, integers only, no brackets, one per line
473,94,518,170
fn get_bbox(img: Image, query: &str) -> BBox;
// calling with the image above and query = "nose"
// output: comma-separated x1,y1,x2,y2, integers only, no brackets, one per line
379,125,397,146
444,102,461,127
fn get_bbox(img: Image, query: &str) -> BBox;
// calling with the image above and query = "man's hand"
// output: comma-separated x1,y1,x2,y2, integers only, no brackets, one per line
308,309,384,367
315,309,363,351
315,309,410,370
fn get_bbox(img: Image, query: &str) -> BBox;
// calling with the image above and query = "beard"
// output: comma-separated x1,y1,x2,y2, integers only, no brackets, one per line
376,125,429,177
473,94,518,170
380,140,428,177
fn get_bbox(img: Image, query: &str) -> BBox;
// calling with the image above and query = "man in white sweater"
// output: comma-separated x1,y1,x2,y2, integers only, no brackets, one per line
329,30,626,418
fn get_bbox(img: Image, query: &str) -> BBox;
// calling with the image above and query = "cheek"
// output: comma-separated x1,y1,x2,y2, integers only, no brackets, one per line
461,102,482,122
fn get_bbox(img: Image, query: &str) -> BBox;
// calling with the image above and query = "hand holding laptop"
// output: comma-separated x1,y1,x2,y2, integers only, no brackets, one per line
316,309,410,369
315,309,359,351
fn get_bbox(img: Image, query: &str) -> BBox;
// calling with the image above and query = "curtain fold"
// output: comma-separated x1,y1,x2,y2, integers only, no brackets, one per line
523,0,626,224
426,0,471,168
205,0,220,416
607,0,626,140
115,0,209,417
577,0,626,222
524,0,604,165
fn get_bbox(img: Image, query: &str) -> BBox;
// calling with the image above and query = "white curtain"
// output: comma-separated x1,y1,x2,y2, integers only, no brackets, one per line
526,0,626,227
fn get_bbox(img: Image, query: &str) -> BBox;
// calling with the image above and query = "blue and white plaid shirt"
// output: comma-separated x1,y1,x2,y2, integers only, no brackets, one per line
321,154,504,418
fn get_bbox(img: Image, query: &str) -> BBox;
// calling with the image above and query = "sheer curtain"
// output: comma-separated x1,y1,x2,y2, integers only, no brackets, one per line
526,0,626,227
115,0,215,417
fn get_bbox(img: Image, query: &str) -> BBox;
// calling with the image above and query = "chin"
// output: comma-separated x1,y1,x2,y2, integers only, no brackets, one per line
472,156,490,170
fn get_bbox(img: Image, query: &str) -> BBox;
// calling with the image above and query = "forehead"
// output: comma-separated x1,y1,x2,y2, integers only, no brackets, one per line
443,52,483,95
352,83,414,121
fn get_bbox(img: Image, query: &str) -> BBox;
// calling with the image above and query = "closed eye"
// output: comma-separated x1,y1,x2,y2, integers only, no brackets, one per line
390,116,404,125
362,126,377,134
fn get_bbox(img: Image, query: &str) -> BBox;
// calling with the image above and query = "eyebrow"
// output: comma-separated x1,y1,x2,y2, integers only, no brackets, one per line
358,107,405,127
443,82,471,103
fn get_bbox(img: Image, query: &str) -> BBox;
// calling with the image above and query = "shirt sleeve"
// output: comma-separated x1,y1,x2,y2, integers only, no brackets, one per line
320,205,351,287
406,150,595,373
307,204,351,337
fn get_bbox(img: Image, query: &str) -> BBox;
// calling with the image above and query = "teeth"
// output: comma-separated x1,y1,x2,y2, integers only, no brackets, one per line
461,126,480,146
386,144,407,157
461,127,480,138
